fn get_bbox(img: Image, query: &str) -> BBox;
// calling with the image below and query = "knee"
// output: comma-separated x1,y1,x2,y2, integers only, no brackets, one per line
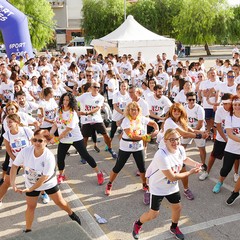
149,210,159,220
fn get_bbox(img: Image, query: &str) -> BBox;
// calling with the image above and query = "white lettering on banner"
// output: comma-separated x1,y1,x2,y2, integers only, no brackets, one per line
0,4,14,18
9,42,26,49
10,51,27,57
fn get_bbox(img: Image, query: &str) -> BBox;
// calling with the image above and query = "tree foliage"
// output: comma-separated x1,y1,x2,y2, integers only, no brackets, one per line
82,0,124,41
173,0,233,45
9,0,55,50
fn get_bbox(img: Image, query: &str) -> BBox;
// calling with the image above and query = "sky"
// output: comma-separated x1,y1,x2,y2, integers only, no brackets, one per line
228,0,240,6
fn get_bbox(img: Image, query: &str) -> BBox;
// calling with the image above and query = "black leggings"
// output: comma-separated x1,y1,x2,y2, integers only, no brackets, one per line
112,149,145,174
220,151,240,177
109,121,118,139
57,139,97,171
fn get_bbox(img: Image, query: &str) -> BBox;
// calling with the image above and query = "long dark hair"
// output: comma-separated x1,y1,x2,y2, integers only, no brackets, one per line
58,92,78,111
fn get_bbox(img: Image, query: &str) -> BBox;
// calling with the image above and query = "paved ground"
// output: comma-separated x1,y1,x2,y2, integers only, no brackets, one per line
0,45,239,240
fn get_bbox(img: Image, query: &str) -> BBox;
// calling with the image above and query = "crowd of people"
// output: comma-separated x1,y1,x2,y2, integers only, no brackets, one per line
0,49,240,239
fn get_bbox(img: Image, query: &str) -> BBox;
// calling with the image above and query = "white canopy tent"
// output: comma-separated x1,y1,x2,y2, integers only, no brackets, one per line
90,15,175,64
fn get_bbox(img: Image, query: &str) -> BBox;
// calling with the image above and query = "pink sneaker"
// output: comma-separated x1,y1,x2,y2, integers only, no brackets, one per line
105,183,112,196
57,174,66,184
132,221,142,239
97,171,104,185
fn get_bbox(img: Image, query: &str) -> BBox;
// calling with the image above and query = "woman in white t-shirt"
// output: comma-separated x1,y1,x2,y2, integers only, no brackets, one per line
213,95,240,197
10,129,81,233
110,81,130,141
157,103,208,201
106,70,119,110
132,129,201,240
38,87,58,131
105,101,159,196
50,92,104,186
0,114,33,205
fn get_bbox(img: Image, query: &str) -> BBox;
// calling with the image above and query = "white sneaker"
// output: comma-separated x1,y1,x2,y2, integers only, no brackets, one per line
234,173,239,183
199,171,208,181
41,193,50,204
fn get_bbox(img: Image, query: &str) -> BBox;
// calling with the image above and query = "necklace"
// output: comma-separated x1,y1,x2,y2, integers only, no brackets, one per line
58,109,73,126
128,115,142,137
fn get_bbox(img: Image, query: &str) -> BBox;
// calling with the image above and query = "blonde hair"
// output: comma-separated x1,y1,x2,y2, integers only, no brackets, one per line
124,101,142,118
6,101,19,113
163,103,188,131
164,129,180,140
7,113,24,126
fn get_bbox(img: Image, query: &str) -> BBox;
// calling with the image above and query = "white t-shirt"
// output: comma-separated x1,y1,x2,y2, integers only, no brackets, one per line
107,78,119,100
53,86,67,103
38,98,58,128
56,110,83,143
199,79,220,109
214,106,229,142
171,85,179,99
0,80,14,104
14,146,57,191
119,62,132,80
127,97,150,117
77,92,104,124
174,90,187,106
112,91,131,121
224,115,240,154
134,72,146,88
156,72,169,88
92,64,102,82
147,95,172,122
146,146,186,196
120,116,149,152
19,101,39,115
214,82,237,97
3,127,33,166
185,104,205,130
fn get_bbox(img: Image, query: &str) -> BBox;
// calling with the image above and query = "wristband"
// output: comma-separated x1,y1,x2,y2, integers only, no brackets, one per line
142,134,151,142
195,133,202,139
85,112,88,116
53,137,60,144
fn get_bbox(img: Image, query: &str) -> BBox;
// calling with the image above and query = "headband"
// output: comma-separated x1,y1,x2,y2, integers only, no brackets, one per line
222,100,232,104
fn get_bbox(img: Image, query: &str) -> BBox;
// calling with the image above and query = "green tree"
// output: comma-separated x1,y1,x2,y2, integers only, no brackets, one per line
82,0,124,41
173,0,233,55
9,0,55,50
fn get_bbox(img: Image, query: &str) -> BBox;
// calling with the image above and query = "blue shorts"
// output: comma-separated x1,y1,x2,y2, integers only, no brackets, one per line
205,109,215,120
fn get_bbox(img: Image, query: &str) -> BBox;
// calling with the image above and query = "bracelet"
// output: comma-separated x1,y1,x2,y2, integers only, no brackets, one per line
195,133,202,139
142,134,151,142
85,112,88,116
53,137,60,144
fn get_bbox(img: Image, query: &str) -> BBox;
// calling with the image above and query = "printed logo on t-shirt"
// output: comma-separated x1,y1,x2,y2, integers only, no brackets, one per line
233,127,240,136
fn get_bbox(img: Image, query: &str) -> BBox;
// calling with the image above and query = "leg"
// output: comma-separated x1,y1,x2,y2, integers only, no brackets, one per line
198,147,206,165
133,150,146,185
234,160,239,174
206,155,216,173
171,203,182,223
57,143,71,175
0,174,10,201
180,165,188,189
103,133,111,148
25,196,38,230
139,209,159,223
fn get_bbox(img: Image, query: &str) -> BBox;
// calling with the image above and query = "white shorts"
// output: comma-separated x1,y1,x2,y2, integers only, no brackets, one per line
181,138,206,148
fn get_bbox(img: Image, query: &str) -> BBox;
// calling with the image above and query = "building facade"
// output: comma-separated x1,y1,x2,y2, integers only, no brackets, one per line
48,0,83,47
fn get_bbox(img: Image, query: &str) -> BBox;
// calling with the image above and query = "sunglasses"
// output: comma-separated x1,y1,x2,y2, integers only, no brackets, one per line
86,75,92,77
93,86,100,89
188,98,196,101
173,108,181,112
227,76,235,79
198,76,203,78
32,138,44,143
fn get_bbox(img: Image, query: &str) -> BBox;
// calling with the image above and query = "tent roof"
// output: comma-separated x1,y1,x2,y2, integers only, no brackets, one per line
100,15,172,42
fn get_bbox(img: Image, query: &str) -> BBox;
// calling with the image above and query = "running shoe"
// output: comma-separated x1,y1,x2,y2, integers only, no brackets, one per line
226,191,240,205
57,174,66,184
199,171,208,181
41,193,50,204
170,226,184,240
142,183,149,192
212,182,223,193
97,171,104,185
80,158,87,164
108,149,118,159
143,191,150,205
104,145,108,151
132,221,142,239
234,173,239,183
105,183,112,196
184,189,194,200
69,212,81,225
94,146,100,153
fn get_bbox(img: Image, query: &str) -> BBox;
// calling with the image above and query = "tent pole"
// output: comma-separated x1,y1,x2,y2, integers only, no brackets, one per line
124,0,126,21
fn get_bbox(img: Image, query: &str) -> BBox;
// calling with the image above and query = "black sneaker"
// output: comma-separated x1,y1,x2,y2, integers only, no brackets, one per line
23,229,32,233
226,191,240,205
69,212,81,225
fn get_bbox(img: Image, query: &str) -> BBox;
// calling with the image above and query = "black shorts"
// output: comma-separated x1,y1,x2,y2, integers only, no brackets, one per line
150,191,181,211
26,185,59,197
211,140,226,159
205,109,215,120
81,122,107,137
